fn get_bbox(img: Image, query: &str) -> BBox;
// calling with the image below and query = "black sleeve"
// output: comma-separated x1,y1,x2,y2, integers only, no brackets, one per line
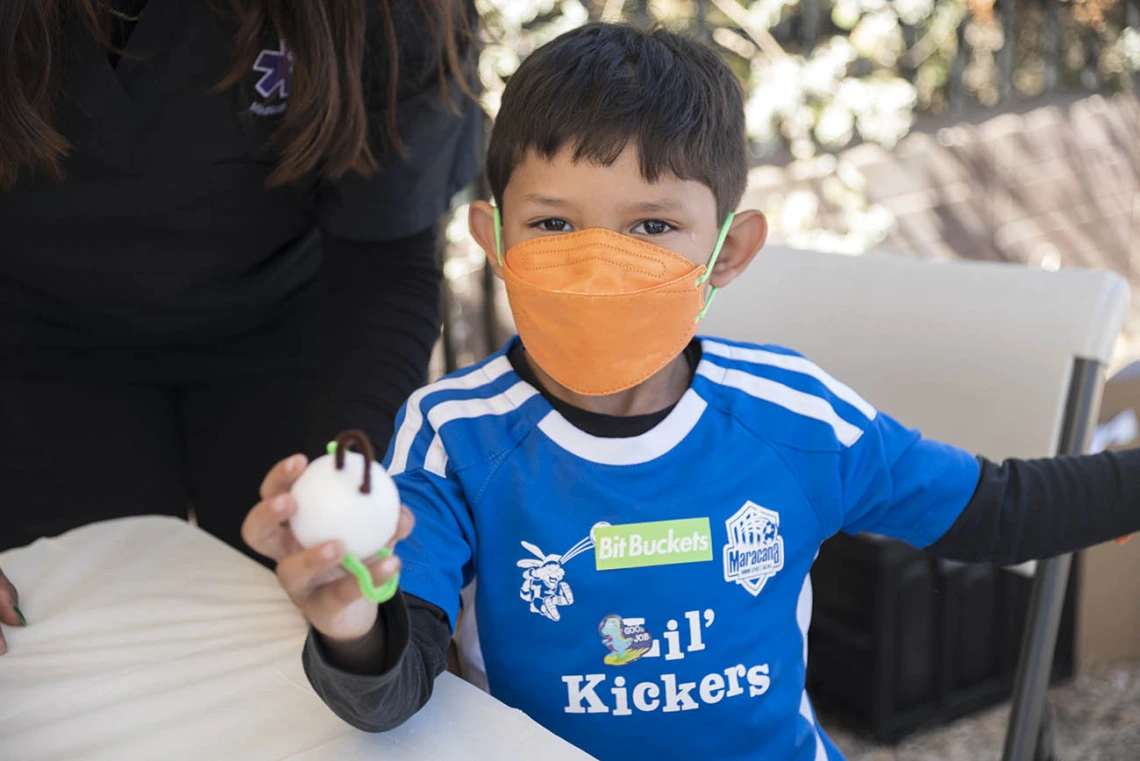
302,591,453,732
927,449,1140,564
307,228,441,456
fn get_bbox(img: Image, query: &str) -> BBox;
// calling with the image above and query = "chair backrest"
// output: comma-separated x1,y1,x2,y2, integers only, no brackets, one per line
700,247,1130,460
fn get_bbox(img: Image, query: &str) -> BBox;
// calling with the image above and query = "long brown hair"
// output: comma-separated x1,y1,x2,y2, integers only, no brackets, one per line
0,0,474,190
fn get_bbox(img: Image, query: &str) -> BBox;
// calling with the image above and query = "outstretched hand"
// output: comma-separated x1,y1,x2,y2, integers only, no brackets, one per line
242,454,414,642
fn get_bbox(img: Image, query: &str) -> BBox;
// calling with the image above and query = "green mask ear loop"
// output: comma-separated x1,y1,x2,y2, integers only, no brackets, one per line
695,212,735,323
324,440,400,604
493,206,504,267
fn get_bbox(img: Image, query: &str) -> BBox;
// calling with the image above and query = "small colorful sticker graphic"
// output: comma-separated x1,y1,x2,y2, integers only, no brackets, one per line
598,615,653,666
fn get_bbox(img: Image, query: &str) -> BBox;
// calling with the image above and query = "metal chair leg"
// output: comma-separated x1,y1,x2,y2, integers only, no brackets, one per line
1035,702,1056,761
1002,554,1072,761
1001,358,1104,761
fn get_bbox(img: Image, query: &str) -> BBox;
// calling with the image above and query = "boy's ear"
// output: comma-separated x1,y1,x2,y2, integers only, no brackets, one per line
709,210,767,289
469,201,503,278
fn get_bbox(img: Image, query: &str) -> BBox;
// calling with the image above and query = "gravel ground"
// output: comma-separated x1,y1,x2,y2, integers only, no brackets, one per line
824,662,1140,761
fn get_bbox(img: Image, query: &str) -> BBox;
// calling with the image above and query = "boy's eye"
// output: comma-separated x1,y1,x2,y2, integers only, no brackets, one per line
633,220,673,235
535,218,571,232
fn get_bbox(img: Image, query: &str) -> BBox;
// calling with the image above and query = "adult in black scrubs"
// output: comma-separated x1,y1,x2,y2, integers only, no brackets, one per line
0,0,480,651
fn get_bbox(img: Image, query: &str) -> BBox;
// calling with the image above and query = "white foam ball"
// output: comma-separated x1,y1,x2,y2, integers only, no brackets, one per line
290,451,401,559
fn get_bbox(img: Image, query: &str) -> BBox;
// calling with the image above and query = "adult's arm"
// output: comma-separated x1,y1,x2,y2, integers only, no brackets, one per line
0,569,25,656
308,229,442,454
310,0,480,453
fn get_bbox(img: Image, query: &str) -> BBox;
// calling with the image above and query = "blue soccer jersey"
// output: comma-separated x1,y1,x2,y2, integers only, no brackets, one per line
383,336,980,761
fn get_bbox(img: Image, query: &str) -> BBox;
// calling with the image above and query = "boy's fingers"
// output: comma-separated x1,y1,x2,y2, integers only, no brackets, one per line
368,554,402,585
315,554,402,612
319,571,371,610
275,541,346,603
242,494,302,561
388,507,415,549
309,562,349,589
0,628,6,656
259,454,308,501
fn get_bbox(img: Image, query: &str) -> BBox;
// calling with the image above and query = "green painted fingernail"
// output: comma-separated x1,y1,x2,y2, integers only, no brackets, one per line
13,605,26,626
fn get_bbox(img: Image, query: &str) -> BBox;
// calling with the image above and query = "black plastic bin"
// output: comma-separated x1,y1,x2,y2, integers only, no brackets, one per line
807,533,1077,743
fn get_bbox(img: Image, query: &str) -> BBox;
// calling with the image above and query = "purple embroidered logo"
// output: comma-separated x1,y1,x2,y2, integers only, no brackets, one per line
250,39,293,116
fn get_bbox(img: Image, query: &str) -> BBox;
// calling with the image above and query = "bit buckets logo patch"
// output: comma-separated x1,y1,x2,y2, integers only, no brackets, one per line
594,518,713,571
598,615,654,666
723,502,784,596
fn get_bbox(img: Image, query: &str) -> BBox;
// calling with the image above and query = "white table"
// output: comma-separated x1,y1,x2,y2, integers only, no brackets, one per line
0,516,593,761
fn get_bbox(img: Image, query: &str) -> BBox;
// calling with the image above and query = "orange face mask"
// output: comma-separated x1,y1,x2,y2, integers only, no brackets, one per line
495,208,734,396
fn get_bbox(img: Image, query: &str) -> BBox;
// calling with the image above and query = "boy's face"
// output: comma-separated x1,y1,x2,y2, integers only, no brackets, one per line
470,144,767,289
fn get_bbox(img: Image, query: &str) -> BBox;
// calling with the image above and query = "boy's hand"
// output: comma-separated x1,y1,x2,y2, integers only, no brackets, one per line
242,455,415,643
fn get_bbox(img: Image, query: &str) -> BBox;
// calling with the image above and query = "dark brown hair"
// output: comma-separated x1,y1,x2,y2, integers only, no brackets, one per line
0,0,474,190
486,22,746,223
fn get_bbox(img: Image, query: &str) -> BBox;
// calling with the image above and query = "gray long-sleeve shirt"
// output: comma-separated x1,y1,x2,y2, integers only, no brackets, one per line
303,591,451,732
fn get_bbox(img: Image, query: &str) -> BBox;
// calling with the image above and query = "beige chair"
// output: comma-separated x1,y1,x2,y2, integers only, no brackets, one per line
700,245,1129,761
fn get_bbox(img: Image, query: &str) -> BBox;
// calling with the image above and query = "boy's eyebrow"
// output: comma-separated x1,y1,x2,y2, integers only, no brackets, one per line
520,196,683,213
522,194,568,206
622,199,684,213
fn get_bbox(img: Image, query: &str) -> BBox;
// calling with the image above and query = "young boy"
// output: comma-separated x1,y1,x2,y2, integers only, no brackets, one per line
245,22,1140,761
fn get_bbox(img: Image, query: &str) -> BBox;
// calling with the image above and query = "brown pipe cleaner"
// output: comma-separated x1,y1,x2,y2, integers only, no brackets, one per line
333,429,374,494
